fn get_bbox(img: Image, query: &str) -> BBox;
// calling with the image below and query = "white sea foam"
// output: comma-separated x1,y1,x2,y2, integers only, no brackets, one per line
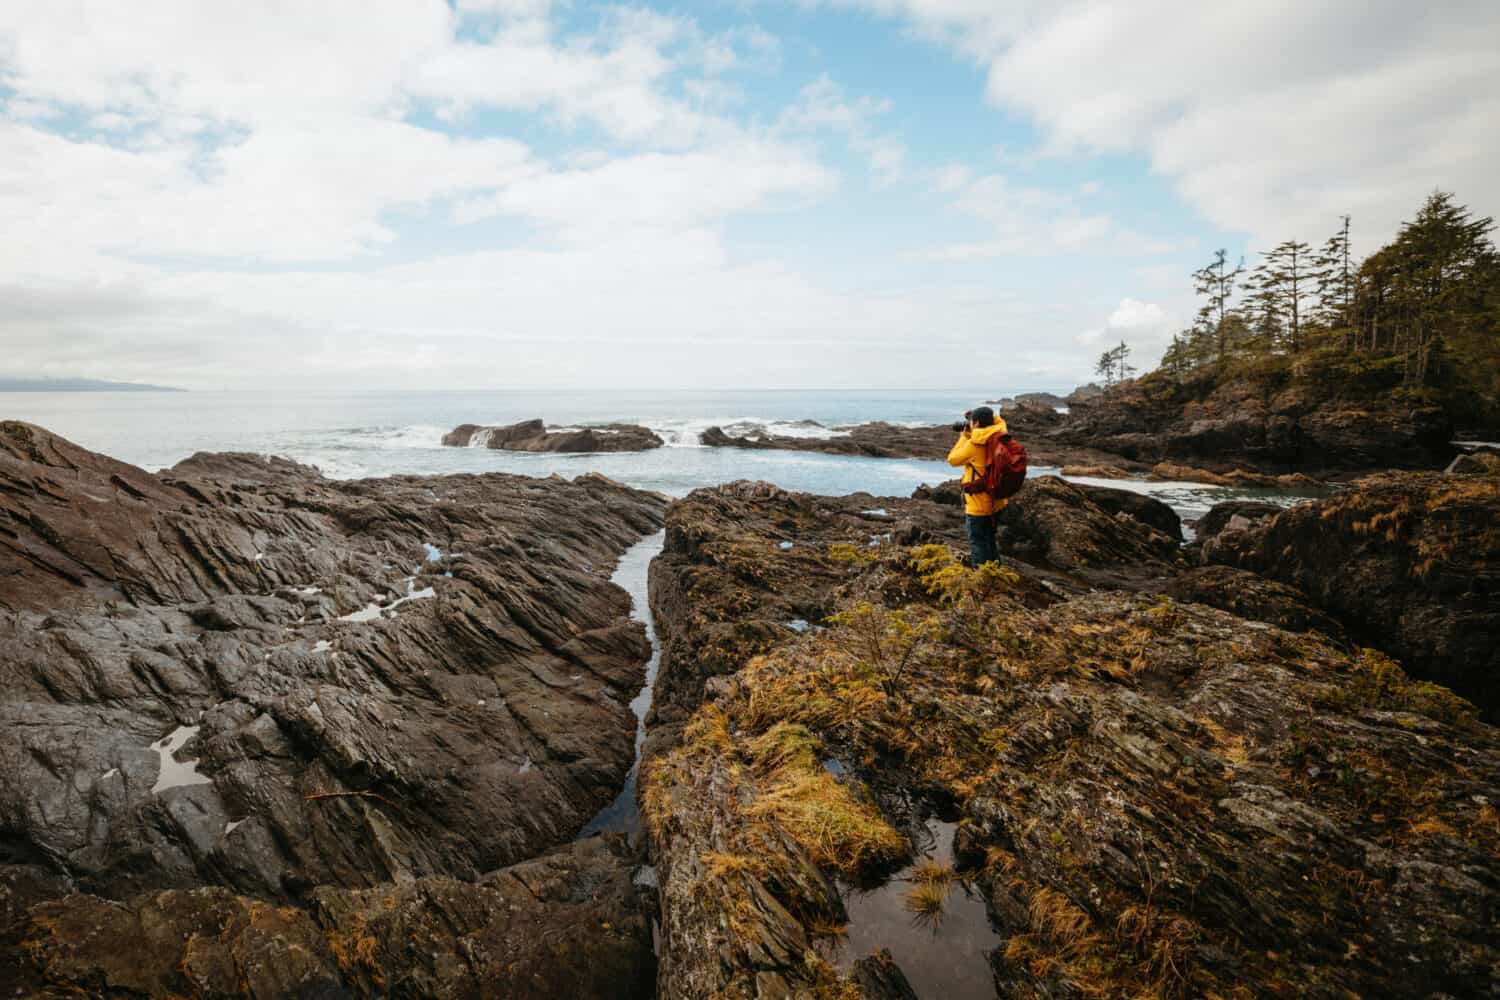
342,424,450,450
150,726,213,794
647,417,854,448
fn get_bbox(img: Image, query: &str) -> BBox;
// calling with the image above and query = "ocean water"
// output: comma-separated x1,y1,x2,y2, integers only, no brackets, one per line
0,388,1308,520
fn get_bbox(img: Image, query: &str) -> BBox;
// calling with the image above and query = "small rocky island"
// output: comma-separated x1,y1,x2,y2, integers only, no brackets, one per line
444,417,664,453
2,419,1496,998
700,421,954,460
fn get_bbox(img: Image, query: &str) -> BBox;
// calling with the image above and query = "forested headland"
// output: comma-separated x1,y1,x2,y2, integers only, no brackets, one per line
1140,192,1500,436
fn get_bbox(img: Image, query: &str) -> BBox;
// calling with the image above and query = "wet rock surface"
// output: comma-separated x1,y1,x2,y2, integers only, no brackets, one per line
1206,470,1500,720
640,478,1498,998
443,417,664,452
0,421,666,994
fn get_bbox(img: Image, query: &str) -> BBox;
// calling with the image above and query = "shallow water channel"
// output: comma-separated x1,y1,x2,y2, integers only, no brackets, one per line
578,530,666,839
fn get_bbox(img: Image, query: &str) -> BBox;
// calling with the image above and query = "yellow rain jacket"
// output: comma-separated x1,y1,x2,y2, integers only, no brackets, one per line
947,420,1010,517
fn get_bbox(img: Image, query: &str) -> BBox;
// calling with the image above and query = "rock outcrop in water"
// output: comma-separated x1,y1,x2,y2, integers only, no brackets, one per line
0,421,665,995
639,477,1498,998
443,418,664,452
700,421,953,460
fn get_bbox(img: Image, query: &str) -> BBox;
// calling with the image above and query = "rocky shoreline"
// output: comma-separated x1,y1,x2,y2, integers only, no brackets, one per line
639,468,1498,997
3,420,1496,998
0,422,666,997
696,384,1492,487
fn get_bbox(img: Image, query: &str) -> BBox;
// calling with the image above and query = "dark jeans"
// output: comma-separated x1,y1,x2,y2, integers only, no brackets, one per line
967,514,999,566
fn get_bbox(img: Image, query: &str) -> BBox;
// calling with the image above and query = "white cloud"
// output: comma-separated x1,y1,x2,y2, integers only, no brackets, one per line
921,172,1173,258
408,12,722,146
0,118,541,267
781,75,907,184
1075,298,1178,375
0,1,452,122
836,0,1500,250
466,140,836,239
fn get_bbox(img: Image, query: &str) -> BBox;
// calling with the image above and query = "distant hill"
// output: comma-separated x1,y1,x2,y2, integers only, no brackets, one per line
0,377,185,393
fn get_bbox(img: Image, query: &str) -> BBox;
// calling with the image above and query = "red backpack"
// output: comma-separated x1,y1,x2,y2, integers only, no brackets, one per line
962,433,1028,501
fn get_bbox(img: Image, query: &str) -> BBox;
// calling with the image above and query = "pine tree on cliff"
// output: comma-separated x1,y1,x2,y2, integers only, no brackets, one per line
1315,215,1355,348
1095,341,1135,386
1250,240,1317,353
1192,249,1245,364
1354,192,1498,387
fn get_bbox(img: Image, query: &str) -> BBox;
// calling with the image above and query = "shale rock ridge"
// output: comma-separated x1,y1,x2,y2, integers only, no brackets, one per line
443,418,664,453
639,473,1498,997
0,421,666,997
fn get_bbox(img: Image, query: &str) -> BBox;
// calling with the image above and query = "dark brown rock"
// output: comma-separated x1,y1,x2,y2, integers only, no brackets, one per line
1165,565,1345,637
914,477,1180,545
996,475,1181,587
25,837,655,999
911,478,962,506
700,421,955,460
1446,448,1500,475
1048,369,1458,476
1072,483,1182,541
1207,472,1500,720
851,949,920,999
0,422,667,988
443,418,664,452
1191,500,1285,542
639,482,1498,1000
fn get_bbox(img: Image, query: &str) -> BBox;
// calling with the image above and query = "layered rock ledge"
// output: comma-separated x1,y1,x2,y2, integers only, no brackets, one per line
443,417,664,452
1202,470,1500,720
0,421,666,996
638,475,1498,998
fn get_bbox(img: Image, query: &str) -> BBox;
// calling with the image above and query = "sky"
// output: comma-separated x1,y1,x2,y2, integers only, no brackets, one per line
1,1,1496,391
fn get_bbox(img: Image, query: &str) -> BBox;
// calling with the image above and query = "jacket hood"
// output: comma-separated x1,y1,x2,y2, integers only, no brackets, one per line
971,421,1007,444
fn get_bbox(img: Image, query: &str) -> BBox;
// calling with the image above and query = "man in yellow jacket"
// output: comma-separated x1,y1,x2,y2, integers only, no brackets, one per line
947,406,1008,566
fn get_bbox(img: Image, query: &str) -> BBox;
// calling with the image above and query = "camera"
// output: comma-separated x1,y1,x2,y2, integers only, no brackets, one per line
951,409,972,433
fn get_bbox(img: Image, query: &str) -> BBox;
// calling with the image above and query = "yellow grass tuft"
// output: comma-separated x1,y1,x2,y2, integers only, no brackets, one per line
746,752,906,877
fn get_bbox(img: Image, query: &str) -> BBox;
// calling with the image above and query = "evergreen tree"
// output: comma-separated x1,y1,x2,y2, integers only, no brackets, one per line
1192,249,1245,364
1250,241,1316,352
1114,339,1136,382
1315,215,1355,347
1094,341,1136,386
1354,191,1498,386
